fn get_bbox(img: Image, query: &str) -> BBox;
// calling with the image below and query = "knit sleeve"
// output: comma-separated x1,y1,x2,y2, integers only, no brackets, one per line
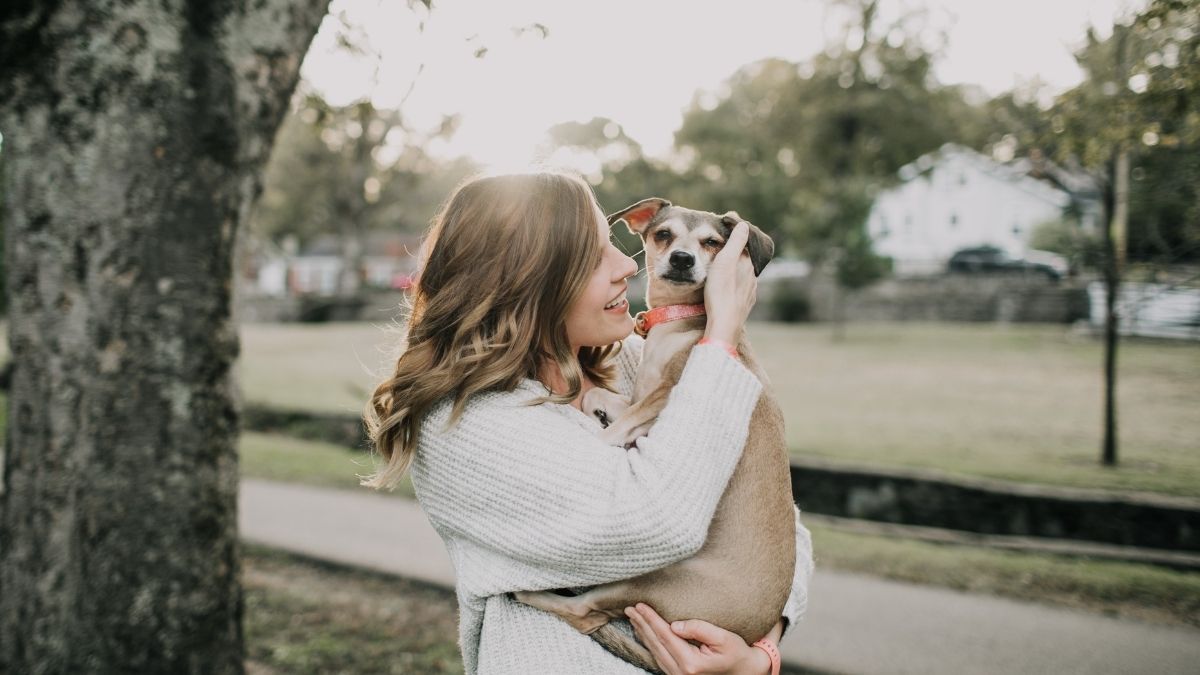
411,342,762,593
780,505,814,637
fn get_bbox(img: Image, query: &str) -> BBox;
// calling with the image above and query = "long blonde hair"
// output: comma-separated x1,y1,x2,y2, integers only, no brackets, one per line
361,171,622,490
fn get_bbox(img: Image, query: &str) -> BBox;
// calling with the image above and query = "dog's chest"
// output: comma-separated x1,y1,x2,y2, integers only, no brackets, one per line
634,329,703,400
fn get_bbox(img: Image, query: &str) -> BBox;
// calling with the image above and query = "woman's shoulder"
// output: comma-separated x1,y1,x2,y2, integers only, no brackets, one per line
423,381,551,427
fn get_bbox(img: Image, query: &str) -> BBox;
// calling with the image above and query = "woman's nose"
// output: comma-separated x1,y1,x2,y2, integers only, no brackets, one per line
619,254,638,280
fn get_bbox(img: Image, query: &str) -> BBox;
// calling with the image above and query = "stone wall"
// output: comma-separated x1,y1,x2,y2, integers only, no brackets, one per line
790,457,1200,552
792,273,1094,326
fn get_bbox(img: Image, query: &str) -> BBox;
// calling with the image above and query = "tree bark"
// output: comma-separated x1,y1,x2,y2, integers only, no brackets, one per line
0,1,329,673
1101,151,1126,467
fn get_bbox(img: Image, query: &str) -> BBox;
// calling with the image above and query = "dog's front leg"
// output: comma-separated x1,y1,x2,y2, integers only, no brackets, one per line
582,387,630,430
595,382,670,448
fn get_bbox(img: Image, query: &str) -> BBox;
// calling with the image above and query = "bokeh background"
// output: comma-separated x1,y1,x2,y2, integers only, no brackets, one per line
1,1,1197,674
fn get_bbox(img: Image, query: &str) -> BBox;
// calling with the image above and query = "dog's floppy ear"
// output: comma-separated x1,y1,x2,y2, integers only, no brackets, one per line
721,212,775,276
607,198,671,235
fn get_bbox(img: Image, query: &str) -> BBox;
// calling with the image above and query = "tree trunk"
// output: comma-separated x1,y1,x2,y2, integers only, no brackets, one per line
0,2,329,673
1101,150,1128,467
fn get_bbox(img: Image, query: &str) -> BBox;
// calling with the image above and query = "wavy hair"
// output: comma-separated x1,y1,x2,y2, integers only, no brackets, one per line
360,171,622,490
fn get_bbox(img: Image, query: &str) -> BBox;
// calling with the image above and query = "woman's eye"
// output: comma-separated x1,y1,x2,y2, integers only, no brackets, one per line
654,230,671,242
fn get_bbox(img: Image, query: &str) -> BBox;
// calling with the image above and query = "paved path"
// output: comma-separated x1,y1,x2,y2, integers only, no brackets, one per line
240,479,1200,675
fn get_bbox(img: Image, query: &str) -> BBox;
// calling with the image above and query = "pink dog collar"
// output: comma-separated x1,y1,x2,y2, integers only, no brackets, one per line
633,303,707,337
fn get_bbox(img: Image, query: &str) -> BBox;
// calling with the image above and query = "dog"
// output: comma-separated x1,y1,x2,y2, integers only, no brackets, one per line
514,198,795,673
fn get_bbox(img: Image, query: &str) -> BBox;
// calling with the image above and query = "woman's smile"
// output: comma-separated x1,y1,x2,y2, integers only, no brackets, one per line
603,289,628,313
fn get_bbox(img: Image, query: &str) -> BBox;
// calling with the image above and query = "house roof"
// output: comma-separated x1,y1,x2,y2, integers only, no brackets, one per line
894,143,1084,209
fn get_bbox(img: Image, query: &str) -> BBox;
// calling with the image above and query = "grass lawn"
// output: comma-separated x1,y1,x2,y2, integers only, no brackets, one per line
240,432,1200,629
243,543,462,674
751,322,1200,498
235,320,1200,498
241,431,415,499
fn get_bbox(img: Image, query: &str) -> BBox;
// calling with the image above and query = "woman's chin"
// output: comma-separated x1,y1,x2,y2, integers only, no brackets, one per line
589,316,633,346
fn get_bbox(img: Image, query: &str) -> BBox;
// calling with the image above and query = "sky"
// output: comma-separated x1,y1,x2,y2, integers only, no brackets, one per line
300,0,1145,169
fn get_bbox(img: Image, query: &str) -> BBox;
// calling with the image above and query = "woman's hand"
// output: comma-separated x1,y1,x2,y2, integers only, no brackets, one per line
625,603,782,675
704,221,758,345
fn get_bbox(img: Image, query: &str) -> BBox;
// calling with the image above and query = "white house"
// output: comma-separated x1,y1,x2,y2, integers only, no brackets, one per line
866,144,1097,276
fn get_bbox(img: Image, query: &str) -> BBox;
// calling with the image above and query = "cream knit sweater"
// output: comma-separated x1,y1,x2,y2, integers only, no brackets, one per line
411,334,815,674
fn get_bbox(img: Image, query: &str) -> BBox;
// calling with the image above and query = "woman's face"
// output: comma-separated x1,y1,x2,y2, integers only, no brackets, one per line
564,202,639,349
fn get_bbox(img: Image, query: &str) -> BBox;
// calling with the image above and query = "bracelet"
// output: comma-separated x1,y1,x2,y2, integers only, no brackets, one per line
752,638,781,675
697,336,739,359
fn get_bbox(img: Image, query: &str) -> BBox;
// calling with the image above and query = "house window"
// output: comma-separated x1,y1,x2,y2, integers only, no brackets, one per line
959,173,967,186
949,213,958,228
904,214,913,233
1013,224,1022,235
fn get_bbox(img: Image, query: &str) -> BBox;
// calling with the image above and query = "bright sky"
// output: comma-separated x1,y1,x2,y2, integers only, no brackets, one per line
300,0,1143,169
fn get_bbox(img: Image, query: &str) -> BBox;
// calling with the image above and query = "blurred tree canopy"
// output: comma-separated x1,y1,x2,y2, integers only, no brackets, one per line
253,93,474,250
1008,0,1200,266
247,0,1199,286
611,0,989,291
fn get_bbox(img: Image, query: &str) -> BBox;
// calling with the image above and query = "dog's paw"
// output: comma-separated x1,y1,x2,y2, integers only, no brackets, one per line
583,388,628,428
592,408,612,428
597,425,635,448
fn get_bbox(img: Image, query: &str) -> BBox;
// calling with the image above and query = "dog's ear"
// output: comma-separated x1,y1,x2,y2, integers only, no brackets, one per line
721,212,775,276
607,198,671,235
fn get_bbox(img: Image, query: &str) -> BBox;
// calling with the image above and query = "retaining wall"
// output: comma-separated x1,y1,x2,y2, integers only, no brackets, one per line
791,457,1200,552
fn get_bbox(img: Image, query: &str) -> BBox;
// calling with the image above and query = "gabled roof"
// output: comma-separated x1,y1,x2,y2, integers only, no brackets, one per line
893,143,1074,208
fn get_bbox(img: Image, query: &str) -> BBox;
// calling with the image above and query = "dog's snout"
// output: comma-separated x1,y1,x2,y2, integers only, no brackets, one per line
669,250,695,271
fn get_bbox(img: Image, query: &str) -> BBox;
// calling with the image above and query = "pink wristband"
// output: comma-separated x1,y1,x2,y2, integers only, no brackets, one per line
752,638,781,675
697,337,739,359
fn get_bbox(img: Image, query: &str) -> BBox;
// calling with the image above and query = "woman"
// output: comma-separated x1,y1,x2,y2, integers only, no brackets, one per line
362,171,814,674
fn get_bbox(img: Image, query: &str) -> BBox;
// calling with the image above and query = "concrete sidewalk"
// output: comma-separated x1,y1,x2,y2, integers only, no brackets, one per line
240,479,1200,675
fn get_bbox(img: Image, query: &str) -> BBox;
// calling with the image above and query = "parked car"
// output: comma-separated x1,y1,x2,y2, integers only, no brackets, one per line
947,246,1061,281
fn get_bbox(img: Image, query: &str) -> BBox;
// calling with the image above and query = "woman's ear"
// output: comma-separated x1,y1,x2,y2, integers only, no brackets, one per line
721,212,775,276
607,198,671,235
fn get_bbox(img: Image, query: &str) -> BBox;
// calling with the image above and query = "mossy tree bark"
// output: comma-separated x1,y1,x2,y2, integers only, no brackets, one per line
0,1,329,672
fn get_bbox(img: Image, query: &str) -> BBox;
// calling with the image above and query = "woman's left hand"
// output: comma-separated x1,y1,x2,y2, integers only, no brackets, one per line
624,603,781,675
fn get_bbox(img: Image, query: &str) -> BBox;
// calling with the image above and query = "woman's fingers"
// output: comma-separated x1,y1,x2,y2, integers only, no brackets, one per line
669,618,729,646
626,605,681,674
633,603,698,670
704,222,758,343
715,222,750,265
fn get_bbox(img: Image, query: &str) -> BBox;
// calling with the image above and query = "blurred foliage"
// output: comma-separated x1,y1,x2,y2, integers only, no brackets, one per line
206,0,1200,278
1024,0,1200,264
252,94,476,249
1030,218,1105,271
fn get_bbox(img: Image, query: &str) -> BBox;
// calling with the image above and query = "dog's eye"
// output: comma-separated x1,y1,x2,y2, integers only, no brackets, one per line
705,238,722,247
654,230,671,242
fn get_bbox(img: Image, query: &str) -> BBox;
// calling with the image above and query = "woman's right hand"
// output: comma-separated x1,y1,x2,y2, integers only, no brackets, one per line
626,603,777,675
704,221,758,345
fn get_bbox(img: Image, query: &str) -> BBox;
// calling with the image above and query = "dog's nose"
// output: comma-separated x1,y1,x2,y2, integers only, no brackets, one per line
669,251,695,271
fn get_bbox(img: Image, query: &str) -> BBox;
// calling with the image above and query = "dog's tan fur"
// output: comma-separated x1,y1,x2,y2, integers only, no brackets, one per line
514,199,795,673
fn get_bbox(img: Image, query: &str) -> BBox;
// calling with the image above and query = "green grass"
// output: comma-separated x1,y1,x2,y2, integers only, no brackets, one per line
749,322,1200,497
243,544,462,674
236,321,401,416
234,321,1200,498
238,432,1200,628
809,522,1200,628
240,431,414,499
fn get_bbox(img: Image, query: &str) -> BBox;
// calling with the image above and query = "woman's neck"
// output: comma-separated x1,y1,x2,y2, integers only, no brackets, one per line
536,352,592,410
